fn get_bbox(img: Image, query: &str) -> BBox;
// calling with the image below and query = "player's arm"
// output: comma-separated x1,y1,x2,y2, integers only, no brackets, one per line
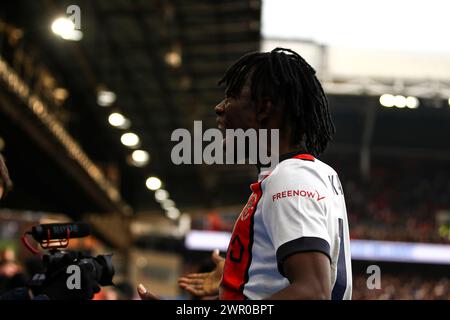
265,251,331,300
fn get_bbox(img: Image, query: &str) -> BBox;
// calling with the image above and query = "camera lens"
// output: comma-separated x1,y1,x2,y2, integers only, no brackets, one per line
95,254,114,286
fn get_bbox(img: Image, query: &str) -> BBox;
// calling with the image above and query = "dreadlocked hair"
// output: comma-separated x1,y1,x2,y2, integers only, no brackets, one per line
219,47,335,156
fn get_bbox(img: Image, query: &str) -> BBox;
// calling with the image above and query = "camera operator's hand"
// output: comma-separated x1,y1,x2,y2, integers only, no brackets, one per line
137,283,160,300
178,249,224,298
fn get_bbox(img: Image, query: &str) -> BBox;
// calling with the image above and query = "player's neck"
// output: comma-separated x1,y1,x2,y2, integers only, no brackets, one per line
279,138,307,158
256,139,307,174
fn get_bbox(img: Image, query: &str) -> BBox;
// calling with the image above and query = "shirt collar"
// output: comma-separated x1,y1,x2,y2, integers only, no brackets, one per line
257,149,309,181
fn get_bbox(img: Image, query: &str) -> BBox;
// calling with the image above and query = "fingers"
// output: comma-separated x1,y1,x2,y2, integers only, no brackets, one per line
180,284,204,297
180,273,208,280
212,249,225,265
180,283,205,290
178,273,208,297
137,283,159,300
178,277,204,285
178,279,205,297
180,282,204,289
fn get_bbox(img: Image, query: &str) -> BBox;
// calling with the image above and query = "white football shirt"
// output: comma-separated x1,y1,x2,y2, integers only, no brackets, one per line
220,152,352,300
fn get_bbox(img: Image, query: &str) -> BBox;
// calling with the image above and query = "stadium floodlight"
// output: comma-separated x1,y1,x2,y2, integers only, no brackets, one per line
131,150,150,167
120,132,140,148
146,176,162,191
52,17,74,35
161,199,175,210
110,113,130,129
165,51,182,67
379,94,395,107
394,95,406,108
97,90,116,107
108,112,127,127
155,189,169,202
53,88,69,101
51,17,83,41
166,207,181,220
60,29,83,41
405,96,419,109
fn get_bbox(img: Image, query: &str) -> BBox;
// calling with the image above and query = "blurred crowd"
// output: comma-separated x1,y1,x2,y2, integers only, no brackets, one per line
203,156,450,244
334,157,450,243
353,273,450,300
0,248,28,295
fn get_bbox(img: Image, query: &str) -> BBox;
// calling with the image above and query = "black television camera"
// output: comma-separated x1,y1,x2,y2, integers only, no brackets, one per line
21,222,114,300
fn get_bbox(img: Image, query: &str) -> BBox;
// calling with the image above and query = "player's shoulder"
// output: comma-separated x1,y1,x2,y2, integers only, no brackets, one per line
272,156,336,178
263,156,336,189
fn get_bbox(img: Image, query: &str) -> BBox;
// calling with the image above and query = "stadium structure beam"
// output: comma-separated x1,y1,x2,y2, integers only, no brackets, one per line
0,57,132,217
323,77,450,99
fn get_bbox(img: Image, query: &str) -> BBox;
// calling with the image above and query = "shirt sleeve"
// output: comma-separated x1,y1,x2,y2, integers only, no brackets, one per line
261,162,332,277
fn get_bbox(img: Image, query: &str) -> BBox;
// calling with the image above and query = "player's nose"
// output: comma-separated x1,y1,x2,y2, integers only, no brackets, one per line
215,99,225,115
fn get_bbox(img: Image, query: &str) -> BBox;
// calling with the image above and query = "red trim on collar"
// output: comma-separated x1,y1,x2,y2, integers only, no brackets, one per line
292,154,315,161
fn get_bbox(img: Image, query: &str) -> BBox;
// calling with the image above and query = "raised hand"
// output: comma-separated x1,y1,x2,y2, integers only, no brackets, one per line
178,249,224,298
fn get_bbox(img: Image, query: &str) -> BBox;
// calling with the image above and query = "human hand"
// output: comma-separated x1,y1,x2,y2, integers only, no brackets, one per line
178,249,224,297
137,283,160,300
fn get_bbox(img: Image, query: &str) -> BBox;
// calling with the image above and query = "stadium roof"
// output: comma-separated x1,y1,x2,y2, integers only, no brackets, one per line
1,0,449,224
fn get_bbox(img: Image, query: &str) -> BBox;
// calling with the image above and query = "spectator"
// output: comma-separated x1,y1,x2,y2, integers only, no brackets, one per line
352,273,449,300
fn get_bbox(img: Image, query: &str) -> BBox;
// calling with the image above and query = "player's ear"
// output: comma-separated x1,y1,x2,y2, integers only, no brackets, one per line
255,98,274,126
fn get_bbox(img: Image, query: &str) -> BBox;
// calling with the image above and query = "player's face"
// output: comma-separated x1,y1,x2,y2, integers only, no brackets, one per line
215,84,258,133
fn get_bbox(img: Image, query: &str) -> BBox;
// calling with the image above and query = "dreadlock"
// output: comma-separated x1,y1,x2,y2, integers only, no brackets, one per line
219,47,335,156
